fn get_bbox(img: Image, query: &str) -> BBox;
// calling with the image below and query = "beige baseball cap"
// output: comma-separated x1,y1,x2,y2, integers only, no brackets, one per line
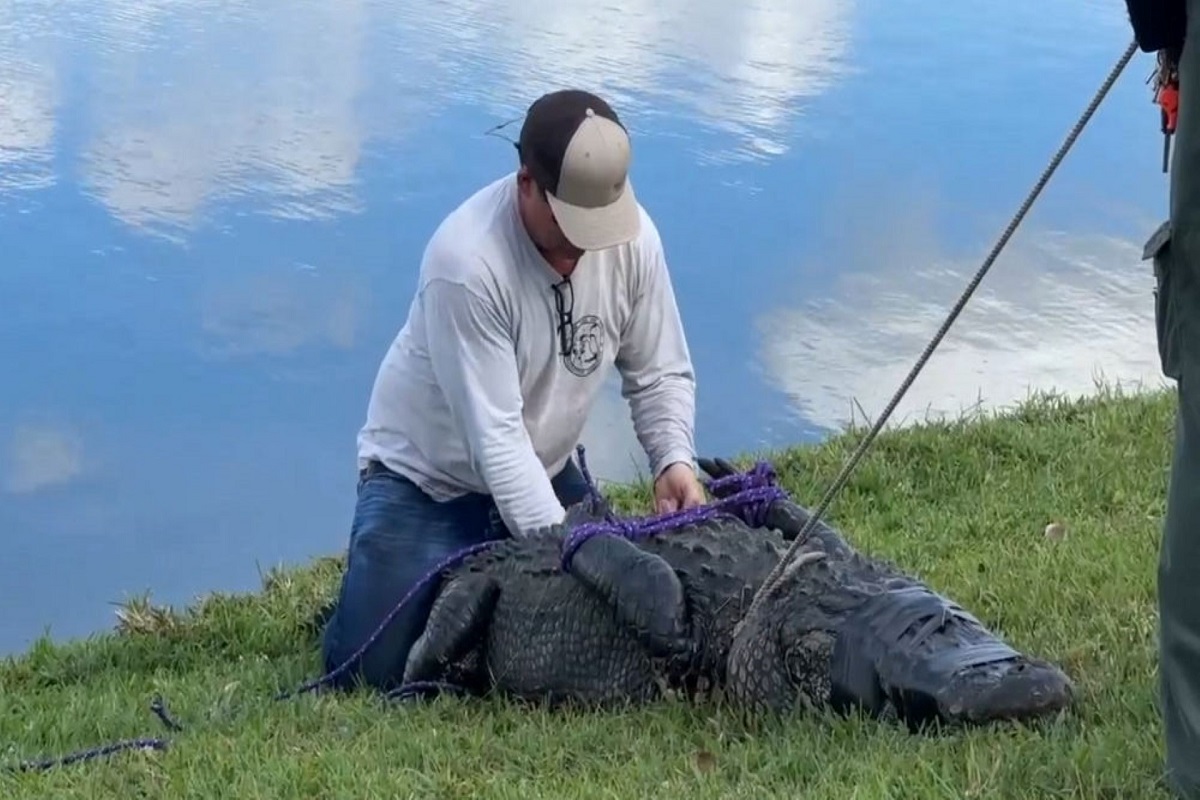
517,89,641,251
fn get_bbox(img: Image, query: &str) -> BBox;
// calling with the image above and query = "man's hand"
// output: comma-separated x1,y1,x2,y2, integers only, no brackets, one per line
654,461,706,514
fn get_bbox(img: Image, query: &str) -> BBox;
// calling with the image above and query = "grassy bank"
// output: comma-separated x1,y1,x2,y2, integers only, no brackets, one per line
0,384,1180,798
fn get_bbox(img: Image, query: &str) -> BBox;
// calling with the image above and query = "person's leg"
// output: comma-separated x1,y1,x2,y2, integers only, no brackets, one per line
1161,8,1200,795
320,467,496,692
1160,373,1200,798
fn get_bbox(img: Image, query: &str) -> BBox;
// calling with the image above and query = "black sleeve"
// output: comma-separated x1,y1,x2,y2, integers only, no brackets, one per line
1124,0,1188,53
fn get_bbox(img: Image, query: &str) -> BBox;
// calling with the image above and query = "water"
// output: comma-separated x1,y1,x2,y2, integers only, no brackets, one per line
0,0,1171,655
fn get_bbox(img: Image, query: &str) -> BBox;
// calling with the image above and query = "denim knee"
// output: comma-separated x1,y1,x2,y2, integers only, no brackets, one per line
320,470,493,691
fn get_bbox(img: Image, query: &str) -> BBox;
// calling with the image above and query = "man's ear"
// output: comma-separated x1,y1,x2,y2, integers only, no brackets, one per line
516,165,535,195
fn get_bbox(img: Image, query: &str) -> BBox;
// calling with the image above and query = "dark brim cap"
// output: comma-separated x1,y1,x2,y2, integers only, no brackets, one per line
518,89,641,251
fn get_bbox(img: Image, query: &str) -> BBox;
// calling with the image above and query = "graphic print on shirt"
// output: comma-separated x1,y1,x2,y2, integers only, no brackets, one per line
562,314,603,377
550,274,605,379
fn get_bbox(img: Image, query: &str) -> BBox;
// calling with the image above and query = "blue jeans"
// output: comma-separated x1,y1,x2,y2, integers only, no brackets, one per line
320,457,591,691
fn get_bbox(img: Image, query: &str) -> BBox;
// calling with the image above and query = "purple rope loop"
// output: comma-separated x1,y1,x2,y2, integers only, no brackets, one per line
703,460,778,496
560,458,788,571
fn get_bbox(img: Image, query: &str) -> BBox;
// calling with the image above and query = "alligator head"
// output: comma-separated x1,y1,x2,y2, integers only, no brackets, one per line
721,498,1075,731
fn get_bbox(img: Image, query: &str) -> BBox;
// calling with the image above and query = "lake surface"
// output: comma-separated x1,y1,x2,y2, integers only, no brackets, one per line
0,0,1173,655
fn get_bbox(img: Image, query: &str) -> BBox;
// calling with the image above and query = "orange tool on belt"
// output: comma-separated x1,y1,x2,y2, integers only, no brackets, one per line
1155,52,1180,172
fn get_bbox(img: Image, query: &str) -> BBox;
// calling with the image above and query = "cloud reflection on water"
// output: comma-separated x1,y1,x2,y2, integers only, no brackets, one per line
75,0,370,238
47,0,855,236
0,4,58,195
3,422,85,495
422,0,855,163
757,193,1166,434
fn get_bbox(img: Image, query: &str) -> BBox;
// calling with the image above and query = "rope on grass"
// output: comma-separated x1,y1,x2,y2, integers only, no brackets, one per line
5,696,183,773
2,445,789,773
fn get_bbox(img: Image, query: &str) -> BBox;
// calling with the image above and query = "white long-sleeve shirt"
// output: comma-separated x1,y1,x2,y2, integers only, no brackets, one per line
356,172,697,535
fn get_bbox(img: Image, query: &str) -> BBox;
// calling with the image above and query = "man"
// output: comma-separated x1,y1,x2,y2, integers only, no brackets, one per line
320,89,707,691
1126,0,1199,796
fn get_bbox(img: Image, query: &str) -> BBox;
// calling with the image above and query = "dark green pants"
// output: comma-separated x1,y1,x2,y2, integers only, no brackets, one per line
1155,3,1200,794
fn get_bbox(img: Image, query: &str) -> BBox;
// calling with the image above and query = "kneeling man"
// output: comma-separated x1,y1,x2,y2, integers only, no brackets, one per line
321,88,706,690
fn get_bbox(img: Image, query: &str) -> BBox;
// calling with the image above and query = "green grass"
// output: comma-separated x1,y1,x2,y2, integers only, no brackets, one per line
0,383,1180,798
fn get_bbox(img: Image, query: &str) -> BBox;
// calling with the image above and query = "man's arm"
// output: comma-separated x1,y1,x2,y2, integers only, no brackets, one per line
614,214,698,479
1123,0,1186,53
421,273,567,535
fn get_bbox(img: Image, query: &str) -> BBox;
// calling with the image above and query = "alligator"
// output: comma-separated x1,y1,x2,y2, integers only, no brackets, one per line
399,456,1075,731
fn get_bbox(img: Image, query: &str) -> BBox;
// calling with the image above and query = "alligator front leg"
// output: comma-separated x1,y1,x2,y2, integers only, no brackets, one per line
402,571,500,688
761,498,855,559
565,533,693,661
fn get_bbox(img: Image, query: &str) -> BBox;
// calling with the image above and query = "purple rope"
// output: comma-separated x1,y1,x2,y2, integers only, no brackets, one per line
274,539,498,700
560,452,788,571
383,680,475,702
705,460,778,495
4,696,182,774
10,738,170,772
